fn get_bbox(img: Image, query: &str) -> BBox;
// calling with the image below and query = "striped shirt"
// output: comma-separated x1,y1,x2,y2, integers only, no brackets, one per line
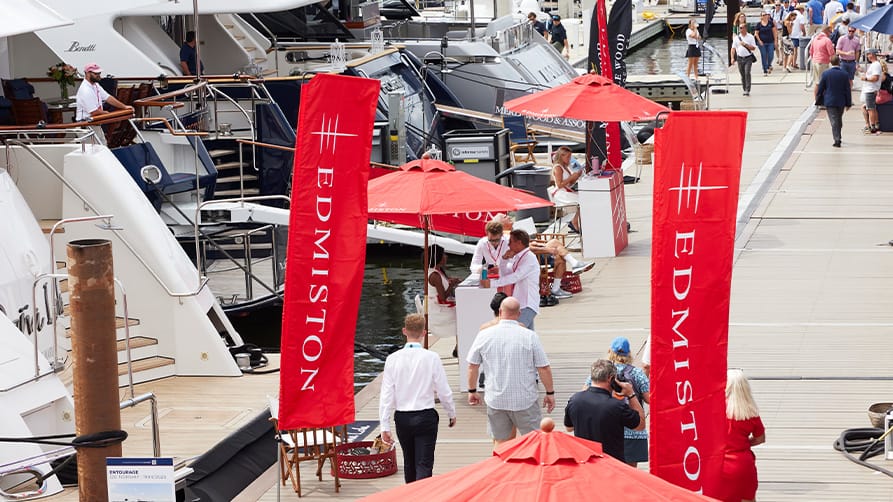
467,320,550,411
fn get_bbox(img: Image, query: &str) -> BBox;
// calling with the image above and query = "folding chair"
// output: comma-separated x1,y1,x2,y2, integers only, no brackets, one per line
269,397,347,497
503,115,538,164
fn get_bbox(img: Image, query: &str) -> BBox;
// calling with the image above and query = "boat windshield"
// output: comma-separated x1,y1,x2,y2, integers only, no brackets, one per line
238,5,354,42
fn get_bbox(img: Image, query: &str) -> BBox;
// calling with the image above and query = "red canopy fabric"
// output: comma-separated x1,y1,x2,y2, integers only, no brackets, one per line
359,424,718,502
503,73,669,123
367,158,552,237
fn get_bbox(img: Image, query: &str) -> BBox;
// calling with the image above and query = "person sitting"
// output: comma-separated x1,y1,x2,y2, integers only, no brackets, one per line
426,244,458,344
549,146,582,233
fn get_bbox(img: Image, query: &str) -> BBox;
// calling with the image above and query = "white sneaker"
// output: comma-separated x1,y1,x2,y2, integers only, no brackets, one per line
572,261,595,275
552,288,573,299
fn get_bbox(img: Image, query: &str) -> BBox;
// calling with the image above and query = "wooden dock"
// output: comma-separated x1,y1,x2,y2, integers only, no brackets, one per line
244,70,893,500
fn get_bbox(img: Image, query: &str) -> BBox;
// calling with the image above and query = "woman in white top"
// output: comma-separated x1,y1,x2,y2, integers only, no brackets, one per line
685,19,702,79
425,244,458,343
549,146,582,232
731,23,758,95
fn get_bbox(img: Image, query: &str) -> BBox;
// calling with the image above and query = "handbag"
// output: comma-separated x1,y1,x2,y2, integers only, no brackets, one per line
878,89,892,106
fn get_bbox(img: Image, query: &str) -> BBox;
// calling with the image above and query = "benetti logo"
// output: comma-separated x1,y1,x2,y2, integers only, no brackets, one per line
65,41,97,52
669,162,728,214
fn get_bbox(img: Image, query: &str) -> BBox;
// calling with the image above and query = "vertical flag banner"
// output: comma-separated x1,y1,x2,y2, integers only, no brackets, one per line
649,111,746,495
279,74,381,429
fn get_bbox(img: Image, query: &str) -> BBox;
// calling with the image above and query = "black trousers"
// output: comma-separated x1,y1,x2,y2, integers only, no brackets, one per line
394,408,439,483
826,106,844,144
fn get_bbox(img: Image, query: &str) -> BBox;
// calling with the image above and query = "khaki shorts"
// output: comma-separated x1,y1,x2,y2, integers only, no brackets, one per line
487,402,541,440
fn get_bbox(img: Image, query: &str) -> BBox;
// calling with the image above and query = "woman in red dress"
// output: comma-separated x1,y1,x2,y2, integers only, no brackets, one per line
719,369,766,502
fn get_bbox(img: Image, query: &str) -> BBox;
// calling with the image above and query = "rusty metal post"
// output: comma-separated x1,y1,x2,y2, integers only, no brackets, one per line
67,239,122,501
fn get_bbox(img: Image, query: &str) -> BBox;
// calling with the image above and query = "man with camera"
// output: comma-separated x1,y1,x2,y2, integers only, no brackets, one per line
563,359,645,461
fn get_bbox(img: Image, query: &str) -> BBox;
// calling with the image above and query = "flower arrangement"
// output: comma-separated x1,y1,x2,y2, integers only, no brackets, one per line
47,62,78,99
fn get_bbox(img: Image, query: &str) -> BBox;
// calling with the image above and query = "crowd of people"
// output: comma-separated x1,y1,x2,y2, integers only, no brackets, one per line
380,303,766,502
725,0,893,116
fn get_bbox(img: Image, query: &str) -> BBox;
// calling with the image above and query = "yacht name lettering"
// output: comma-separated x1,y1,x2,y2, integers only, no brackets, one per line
65,41,96,52
0,302,49,337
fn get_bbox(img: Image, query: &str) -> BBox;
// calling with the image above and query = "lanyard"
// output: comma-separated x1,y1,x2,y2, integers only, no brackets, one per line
487,240,504,264
511,249,530,273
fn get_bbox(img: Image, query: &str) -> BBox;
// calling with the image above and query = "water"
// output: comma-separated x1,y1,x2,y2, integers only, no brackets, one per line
353,245,468,389
240,244,470,391
625,31,730,77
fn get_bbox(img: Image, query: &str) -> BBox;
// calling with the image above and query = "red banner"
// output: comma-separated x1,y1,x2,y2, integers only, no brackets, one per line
649,111,746,495
278,74,381,429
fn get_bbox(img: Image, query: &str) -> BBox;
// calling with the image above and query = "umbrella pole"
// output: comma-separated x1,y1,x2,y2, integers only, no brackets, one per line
423,217,430,349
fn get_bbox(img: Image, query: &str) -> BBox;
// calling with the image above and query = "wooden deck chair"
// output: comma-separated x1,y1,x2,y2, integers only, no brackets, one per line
503,115,538,164
269,397,347,497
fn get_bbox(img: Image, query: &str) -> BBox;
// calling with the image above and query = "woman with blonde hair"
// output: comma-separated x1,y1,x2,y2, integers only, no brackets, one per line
685,18,702,78
549,146,582,232
717,369,766,502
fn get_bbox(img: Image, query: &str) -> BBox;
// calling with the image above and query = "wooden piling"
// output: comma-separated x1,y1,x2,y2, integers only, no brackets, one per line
67,239,122,501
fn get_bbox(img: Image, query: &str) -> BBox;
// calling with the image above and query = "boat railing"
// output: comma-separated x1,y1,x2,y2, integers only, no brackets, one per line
484,22,534,54
1,137,211,300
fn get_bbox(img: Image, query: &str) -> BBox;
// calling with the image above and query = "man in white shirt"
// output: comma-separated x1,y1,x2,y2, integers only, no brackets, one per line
479,229,541,329
824,0,844,25
467,297,555,446
470,219,508,277
859,48,884,134
379,313,456,483
75,62,131,144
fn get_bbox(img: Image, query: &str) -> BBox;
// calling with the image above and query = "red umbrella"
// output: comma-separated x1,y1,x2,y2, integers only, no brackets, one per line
503,73,669,123
367,157,552,346
368,157,551,236
358,419,718,501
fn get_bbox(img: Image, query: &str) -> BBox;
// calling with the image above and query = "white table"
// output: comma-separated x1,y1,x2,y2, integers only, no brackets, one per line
578,171,628,258
453,276,496,392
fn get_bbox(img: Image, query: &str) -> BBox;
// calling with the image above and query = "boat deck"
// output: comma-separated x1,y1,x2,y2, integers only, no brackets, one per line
248,70,893,500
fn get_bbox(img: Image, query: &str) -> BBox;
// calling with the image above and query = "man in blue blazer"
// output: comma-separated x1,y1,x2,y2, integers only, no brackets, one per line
816,55,852,147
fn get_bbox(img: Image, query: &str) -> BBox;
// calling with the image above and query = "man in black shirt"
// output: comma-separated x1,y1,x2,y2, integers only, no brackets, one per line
548,15,570,59
564,359,645,461
528,12,548,37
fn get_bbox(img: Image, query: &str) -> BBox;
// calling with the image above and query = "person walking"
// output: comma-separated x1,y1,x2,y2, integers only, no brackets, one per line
860,48,885,134
714,369,766,502
379,313,457,483
685,18,702,79
835,23,861,85
782,11,799,71
548,15,569,59
467,297,555,447
756,12,778,75
732,24,758,95
564,359,645,462
816,55,852,147
810,26,837,93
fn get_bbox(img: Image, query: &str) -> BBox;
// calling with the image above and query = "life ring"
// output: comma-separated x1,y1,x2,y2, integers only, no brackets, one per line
642,11,657,20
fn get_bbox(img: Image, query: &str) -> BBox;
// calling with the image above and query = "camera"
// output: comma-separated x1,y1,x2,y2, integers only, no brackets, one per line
610,372,628,393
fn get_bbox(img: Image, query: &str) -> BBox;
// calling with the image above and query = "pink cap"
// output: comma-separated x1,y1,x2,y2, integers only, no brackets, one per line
84,63,102,74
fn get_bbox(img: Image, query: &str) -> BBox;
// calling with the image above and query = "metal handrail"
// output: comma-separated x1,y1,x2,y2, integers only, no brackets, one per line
6,141,210,298
120,392,161,457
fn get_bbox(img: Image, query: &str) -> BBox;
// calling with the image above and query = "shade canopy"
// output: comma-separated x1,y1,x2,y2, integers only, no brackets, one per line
367,158,552,237
359,421,718,502
852,4,893,35
503,73,670,123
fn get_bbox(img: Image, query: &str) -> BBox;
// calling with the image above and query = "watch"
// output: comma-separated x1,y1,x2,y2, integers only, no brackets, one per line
468,388,477,393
